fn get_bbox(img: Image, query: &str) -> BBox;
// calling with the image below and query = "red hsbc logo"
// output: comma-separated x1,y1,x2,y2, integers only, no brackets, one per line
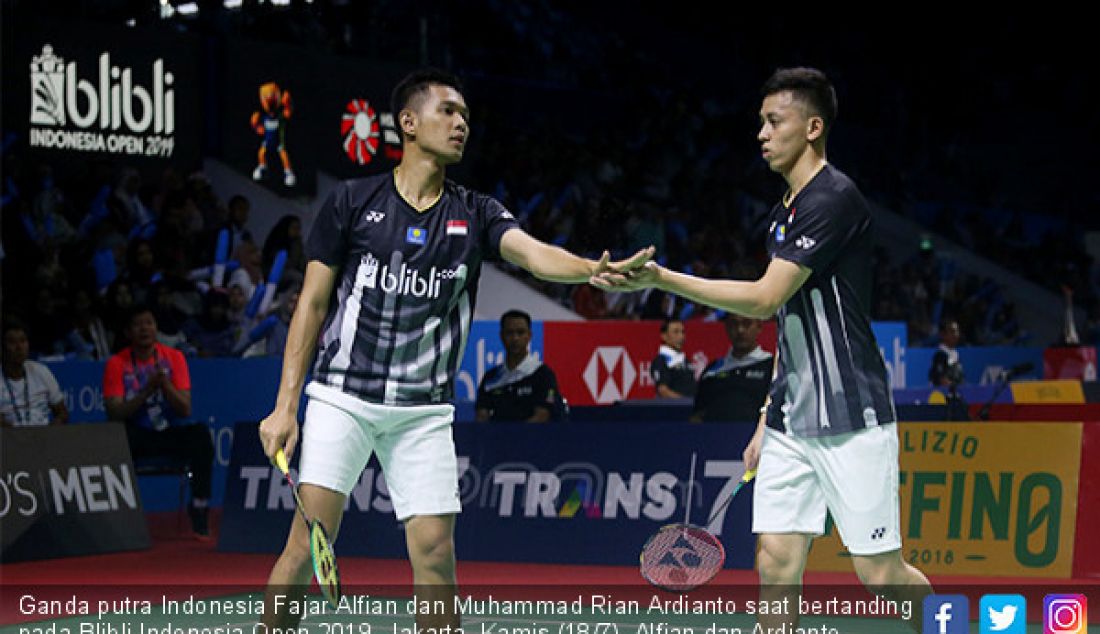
583,347,637,404
543,321,772,407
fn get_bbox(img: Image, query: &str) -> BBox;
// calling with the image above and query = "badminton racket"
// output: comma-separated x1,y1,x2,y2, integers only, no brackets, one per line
274,449,342,607
640,459,757,592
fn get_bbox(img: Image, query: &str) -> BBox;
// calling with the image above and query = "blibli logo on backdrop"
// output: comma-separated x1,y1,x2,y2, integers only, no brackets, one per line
361,252,464,299
28,44,177,157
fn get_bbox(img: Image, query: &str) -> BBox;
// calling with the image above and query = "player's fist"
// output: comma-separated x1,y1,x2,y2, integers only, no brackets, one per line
259,410,299,464
250,112,264,135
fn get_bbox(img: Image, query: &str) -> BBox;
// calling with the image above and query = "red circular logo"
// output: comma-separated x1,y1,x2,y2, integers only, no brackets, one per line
341,99,380,165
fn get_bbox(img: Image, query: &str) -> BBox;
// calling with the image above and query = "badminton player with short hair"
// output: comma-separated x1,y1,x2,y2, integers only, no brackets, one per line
596,67,931,631
257,68,653,631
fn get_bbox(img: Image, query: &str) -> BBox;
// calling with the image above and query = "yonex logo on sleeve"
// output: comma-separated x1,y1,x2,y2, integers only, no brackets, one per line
795,235,816,249
365,210,385,223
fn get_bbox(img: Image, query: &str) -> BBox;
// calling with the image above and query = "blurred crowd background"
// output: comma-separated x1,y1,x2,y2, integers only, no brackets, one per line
3,1,1096,361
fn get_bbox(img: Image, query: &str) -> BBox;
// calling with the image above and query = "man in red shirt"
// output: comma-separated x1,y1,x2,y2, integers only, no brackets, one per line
103,305,214,537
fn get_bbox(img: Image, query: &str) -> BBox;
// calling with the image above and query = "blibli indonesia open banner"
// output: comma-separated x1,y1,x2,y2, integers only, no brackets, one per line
3,21,200,169
806,422,1082,577
219,421,758,568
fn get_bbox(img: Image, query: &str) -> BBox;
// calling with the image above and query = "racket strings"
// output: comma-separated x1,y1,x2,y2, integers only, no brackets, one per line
641,525,724,592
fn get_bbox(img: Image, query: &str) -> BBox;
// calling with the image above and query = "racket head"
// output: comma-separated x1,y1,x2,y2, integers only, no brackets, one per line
639,523,725,592
309,519,342,607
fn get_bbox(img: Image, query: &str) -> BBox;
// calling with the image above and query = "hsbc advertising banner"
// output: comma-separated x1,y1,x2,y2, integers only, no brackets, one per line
218,421,757,568
544,321,758,406
2,21,200,170
1,424,149,562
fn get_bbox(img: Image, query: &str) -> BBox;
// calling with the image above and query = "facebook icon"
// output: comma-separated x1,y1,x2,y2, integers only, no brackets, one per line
924,595,969,634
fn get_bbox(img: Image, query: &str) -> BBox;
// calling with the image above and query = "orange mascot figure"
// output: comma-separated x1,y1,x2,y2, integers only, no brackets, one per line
250,82,296,187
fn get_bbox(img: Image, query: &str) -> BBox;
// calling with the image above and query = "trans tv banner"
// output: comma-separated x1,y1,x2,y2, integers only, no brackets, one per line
218,421,758,568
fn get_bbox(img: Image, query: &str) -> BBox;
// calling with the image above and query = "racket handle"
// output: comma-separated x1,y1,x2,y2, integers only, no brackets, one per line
274,448,290,475
703,467,759,528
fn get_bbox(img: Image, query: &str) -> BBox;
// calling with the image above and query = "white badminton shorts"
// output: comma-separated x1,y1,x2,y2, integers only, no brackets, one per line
298,381,461,521
752,423,901,555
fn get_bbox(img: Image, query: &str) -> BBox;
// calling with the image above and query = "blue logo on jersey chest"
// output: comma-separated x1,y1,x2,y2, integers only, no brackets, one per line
406,227,427,245
775,224,787,243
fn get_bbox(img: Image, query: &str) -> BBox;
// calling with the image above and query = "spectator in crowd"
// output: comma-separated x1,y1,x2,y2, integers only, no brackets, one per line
264,281,301,357
227,281,251,328
224,194,254,257
102,305,213,536
650,318,696,398
103,279,136,352
149,281,193,352
124,238,159,306
476,310,562,422
229,240,263,301
109,167,154,232
27,287,70,358
1,320,69,426
262,214,307,286
691,314,773,423
66,287,113,360
182,289,237,357
929,318,964,387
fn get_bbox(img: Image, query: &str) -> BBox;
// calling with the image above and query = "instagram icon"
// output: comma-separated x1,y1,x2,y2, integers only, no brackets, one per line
1044,595,1087,634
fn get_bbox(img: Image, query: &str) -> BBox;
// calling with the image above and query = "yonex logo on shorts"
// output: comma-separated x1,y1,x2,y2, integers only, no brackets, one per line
871,526,886,540
365,210,385,223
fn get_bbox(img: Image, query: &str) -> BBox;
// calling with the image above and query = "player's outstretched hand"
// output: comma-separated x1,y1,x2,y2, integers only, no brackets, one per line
592,260,663,293
588,246,655,288
259,410,299,466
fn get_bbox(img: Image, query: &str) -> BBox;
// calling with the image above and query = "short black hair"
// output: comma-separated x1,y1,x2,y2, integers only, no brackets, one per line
2,317,27,338
391,68,464,139
660,318,683,334
761,67,838,135
228,194,249,210
124,303,156,328
500,309,532,330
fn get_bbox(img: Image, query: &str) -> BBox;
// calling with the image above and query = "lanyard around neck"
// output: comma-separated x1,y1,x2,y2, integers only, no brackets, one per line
128,346,162,393
4,366,31,424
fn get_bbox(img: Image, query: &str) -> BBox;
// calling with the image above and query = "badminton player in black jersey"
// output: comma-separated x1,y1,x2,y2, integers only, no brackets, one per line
596,68,931,631
256,68,653,631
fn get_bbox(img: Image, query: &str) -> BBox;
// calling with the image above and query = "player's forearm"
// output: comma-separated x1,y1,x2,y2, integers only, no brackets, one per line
274,295,328,415
522,242,595,283
656,384,683,399
653,267,780,319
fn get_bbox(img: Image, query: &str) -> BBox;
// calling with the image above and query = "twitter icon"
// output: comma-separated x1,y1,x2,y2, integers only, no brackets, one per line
980,594,1026,634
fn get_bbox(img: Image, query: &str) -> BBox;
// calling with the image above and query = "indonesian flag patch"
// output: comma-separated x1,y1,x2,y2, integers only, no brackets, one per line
446,219,468,236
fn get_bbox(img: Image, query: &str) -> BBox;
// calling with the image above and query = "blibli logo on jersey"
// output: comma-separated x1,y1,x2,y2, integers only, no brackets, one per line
362,253,463,299
406,227,427,245
775,224,787,243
